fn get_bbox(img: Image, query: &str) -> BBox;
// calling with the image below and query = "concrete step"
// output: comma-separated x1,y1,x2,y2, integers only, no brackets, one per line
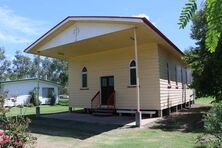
95,109,115,113
92,112,114,116
91,107,116,116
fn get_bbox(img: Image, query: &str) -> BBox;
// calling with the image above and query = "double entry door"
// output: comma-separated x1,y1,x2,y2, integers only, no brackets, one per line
100,76,114,105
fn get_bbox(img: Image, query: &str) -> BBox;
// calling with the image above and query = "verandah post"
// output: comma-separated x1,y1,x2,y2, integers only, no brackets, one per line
36,51,40,117
134,28,142,127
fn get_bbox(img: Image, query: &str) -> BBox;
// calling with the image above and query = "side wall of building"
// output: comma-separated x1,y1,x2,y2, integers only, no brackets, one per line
1,80,59,106
158,45,194,110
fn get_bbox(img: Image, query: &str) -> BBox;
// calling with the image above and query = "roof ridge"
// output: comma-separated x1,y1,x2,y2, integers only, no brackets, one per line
0,78,60,85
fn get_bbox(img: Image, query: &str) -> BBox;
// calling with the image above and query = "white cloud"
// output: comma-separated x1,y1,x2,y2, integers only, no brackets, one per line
133,13,158,26
0,6,47,44
133,13,150,20
0,31,31,44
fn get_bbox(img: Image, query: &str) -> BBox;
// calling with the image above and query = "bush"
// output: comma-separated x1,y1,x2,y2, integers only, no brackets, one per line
29,89,40,106
0,93,37,148
48,91,56,106
58,99,69,106
24,103,34,108
197,102,222,147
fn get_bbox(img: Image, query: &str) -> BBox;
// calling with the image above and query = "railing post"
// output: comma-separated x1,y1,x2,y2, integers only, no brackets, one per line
91,91,100,110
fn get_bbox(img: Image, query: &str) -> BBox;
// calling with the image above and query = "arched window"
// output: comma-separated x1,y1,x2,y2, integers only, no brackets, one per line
81,67,87,88
129,60,137,85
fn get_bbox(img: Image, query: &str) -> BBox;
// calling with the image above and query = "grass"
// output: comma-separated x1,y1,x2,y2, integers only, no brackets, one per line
6,105,69,116
2,98,212,147
58,99,69,106
30,117,204,148
89,129,200,148
195,96,214,105
25,103,210,148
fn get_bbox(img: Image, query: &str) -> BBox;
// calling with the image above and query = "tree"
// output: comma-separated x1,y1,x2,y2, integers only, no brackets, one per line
36,57,68,94
1,49,68,94
11,51,32,79
50,58,68,86
184,9,222,101
29,55,38,78
179,0,222,52
0,48,11,81
40,57,68,86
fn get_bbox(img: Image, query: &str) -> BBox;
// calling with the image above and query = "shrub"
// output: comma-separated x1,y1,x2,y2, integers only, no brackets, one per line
29,89,40,106
48,91,56,106
25,103,34,108
197,102,222,147
0,93,37,148
58,99,69,106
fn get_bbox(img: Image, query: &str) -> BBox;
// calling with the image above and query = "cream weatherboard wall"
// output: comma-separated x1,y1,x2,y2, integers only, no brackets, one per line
158,46,194,110
68,43,161,110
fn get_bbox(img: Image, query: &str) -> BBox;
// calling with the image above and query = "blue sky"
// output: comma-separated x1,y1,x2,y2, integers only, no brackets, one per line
0,0,201,58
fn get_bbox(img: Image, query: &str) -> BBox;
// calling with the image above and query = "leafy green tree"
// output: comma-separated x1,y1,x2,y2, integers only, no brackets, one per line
184,9,222,101
40,57,68,84
2,49,68,94
0,48,11,81
29,55,38,78
34,56,68,94
50,58,68,86
179,0,222,52
11,51,32,79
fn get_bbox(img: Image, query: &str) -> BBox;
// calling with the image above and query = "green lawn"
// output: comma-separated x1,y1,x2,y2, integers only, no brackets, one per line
30,116,204,148
6,105,69,116
2,98,211,147
195,96,214,105
24,101,209,148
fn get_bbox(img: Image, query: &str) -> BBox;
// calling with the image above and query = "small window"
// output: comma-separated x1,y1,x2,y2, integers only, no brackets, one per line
167,63,170,85
81,67,88,88
129,60,137,85
185,69,188,84
175,66,178,85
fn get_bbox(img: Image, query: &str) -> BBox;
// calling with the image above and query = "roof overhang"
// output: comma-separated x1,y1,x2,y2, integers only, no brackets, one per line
24,16,184,60
0,78,60,86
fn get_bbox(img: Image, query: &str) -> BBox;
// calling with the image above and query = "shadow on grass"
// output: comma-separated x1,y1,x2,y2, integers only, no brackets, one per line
150,105,211,133
28,115,121,140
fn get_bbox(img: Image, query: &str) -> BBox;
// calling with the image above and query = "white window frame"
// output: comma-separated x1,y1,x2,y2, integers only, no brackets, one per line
129,60,137,86
81,67,88,88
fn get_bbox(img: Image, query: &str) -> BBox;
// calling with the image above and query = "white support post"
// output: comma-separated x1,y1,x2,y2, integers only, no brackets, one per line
36,52,40,117
134,28,142,127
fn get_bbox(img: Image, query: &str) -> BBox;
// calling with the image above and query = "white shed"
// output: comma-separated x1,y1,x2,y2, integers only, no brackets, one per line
0,78,60,106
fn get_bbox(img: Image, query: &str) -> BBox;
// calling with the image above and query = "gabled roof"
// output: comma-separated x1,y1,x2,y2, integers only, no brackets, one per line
0,78,60,86
24,16,184,56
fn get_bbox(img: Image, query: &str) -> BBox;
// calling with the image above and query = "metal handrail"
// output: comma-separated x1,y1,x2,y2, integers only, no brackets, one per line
91,91,100,109
107,90,115,107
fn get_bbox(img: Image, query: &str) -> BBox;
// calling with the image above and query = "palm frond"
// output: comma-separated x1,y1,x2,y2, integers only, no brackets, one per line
178,0,198,29
206,0,222,52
